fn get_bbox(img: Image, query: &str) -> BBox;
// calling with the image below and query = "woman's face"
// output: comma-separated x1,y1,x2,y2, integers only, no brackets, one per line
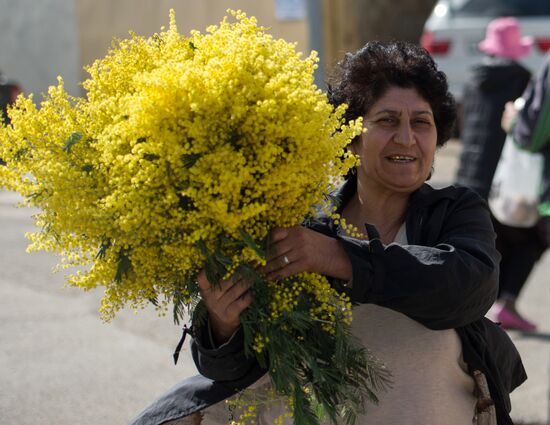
352,86,437,195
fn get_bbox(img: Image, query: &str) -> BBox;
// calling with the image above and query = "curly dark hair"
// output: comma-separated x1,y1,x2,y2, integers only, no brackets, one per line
327,41,456,147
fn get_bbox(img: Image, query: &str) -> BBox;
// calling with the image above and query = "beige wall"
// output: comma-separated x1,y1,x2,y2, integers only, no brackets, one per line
76,0,309,88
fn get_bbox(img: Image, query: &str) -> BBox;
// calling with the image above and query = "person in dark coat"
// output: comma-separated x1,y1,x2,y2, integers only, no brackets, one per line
455,17,542,331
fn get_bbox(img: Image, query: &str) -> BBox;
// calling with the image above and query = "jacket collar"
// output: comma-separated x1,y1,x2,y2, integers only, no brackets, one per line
329,174,460,214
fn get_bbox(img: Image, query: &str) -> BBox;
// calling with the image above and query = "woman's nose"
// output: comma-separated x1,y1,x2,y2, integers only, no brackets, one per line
393,123,414,146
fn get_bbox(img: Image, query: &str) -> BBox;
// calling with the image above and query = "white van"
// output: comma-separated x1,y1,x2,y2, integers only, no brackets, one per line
422,0,550,103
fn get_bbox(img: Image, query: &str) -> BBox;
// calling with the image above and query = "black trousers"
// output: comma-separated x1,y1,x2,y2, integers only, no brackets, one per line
492,215,548,299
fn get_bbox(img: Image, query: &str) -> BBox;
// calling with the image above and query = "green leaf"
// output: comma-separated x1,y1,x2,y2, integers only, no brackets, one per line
143,153,160,161
14,147,29,161
172,277,194,325
114,250,131,283
214,245,232,268
151,33,164,48
314,400,327,422
191,298,208,329
227,130,241,149
177,194,195,211
236,263,263,283
182,153,201,169
204,267,218,290
195,240,209,257
189,41,197,51
238,228,265,258
195,240,225,285
28,189,46,201
96,239,111,259
292,387,317,425
63,132,82,153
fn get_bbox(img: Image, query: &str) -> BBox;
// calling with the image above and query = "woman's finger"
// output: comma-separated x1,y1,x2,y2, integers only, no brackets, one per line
219,279,252,305
228,291,253,315
266,228,290,260
269,227,288,244
266,258,303,282
197,270,211,291
198,270,243,295
262,251,293,275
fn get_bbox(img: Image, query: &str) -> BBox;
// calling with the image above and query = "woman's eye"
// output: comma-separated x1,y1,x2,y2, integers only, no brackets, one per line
377,117,396,125
413,119,432,128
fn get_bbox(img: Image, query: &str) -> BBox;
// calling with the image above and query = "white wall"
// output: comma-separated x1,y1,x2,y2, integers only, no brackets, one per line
0,0,80,98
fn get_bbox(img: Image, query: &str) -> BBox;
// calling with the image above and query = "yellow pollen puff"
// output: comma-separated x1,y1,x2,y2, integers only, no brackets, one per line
0,10,363,423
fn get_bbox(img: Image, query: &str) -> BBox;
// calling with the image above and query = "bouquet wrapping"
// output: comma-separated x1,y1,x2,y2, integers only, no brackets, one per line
0,11,389,424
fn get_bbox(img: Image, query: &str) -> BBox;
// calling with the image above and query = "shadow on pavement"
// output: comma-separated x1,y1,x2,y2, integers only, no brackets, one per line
512,330,550,342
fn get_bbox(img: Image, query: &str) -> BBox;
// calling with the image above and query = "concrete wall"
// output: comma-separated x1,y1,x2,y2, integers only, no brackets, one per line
76,0,309,93
0,0,308,98
0,0,80,97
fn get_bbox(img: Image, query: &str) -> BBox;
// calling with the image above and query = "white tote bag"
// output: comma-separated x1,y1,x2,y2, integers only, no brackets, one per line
489,134,543,227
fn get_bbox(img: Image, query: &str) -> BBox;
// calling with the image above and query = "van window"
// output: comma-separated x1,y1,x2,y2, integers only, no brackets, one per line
450,0,550,17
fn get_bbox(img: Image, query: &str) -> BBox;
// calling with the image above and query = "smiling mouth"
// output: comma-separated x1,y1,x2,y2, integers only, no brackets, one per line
386,155,415,163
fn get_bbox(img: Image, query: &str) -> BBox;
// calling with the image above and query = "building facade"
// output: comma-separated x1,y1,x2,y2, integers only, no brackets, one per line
0,0,308,97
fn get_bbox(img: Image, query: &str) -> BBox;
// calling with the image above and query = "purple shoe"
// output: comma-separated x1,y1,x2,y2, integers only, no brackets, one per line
495,306,537,332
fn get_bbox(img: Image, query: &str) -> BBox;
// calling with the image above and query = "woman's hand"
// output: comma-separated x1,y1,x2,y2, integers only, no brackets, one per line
263,226,352,282
197,270,253,346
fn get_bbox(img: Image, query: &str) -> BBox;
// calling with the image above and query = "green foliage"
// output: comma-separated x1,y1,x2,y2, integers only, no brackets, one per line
238,228,265,258
62,132,82,153
188,246,392,425
114,250,131,283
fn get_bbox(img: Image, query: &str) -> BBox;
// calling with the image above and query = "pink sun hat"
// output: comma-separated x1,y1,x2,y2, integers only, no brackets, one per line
478,17,533,60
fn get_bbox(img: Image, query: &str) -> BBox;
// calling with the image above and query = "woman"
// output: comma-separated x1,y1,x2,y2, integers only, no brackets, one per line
131,41,526,425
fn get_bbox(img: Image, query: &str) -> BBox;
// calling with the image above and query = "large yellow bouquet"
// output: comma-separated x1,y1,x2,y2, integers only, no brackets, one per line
0,11,388,424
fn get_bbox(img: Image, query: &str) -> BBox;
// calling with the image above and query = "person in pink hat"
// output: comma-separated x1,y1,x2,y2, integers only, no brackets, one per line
456,16,540,332
478,16,533,60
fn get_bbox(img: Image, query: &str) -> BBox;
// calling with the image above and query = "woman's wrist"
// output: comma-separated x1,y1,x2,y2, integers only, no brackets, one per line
322,238,353,281
209,316,240,346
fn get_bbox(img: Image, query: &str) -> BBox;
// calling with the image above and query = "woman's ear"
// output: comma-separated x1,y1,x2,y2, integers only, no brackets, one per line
426,162,435,181
347,136,361,155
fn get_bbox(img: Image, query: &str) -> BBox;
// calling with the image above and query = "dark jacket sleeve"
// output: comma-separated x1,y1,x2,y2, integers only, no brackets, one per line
190,321,263,382
457,318,527,418
514,53,550,152
338,188,499,330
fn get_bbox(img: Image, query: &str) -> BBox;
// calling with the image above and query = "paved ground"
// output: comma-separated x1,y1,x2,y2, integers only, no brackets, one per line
0,140,548,424
0,190,199,424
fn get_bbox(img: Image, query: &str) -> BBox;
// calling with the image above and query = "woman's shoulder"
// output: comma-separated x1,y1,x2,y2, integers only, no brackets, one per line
411,183,485,208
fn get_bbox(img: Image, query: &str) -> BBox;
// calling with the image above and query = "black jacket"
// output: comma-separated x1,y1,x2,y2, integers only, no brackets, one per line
456,57,531,200
130,180,526,425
